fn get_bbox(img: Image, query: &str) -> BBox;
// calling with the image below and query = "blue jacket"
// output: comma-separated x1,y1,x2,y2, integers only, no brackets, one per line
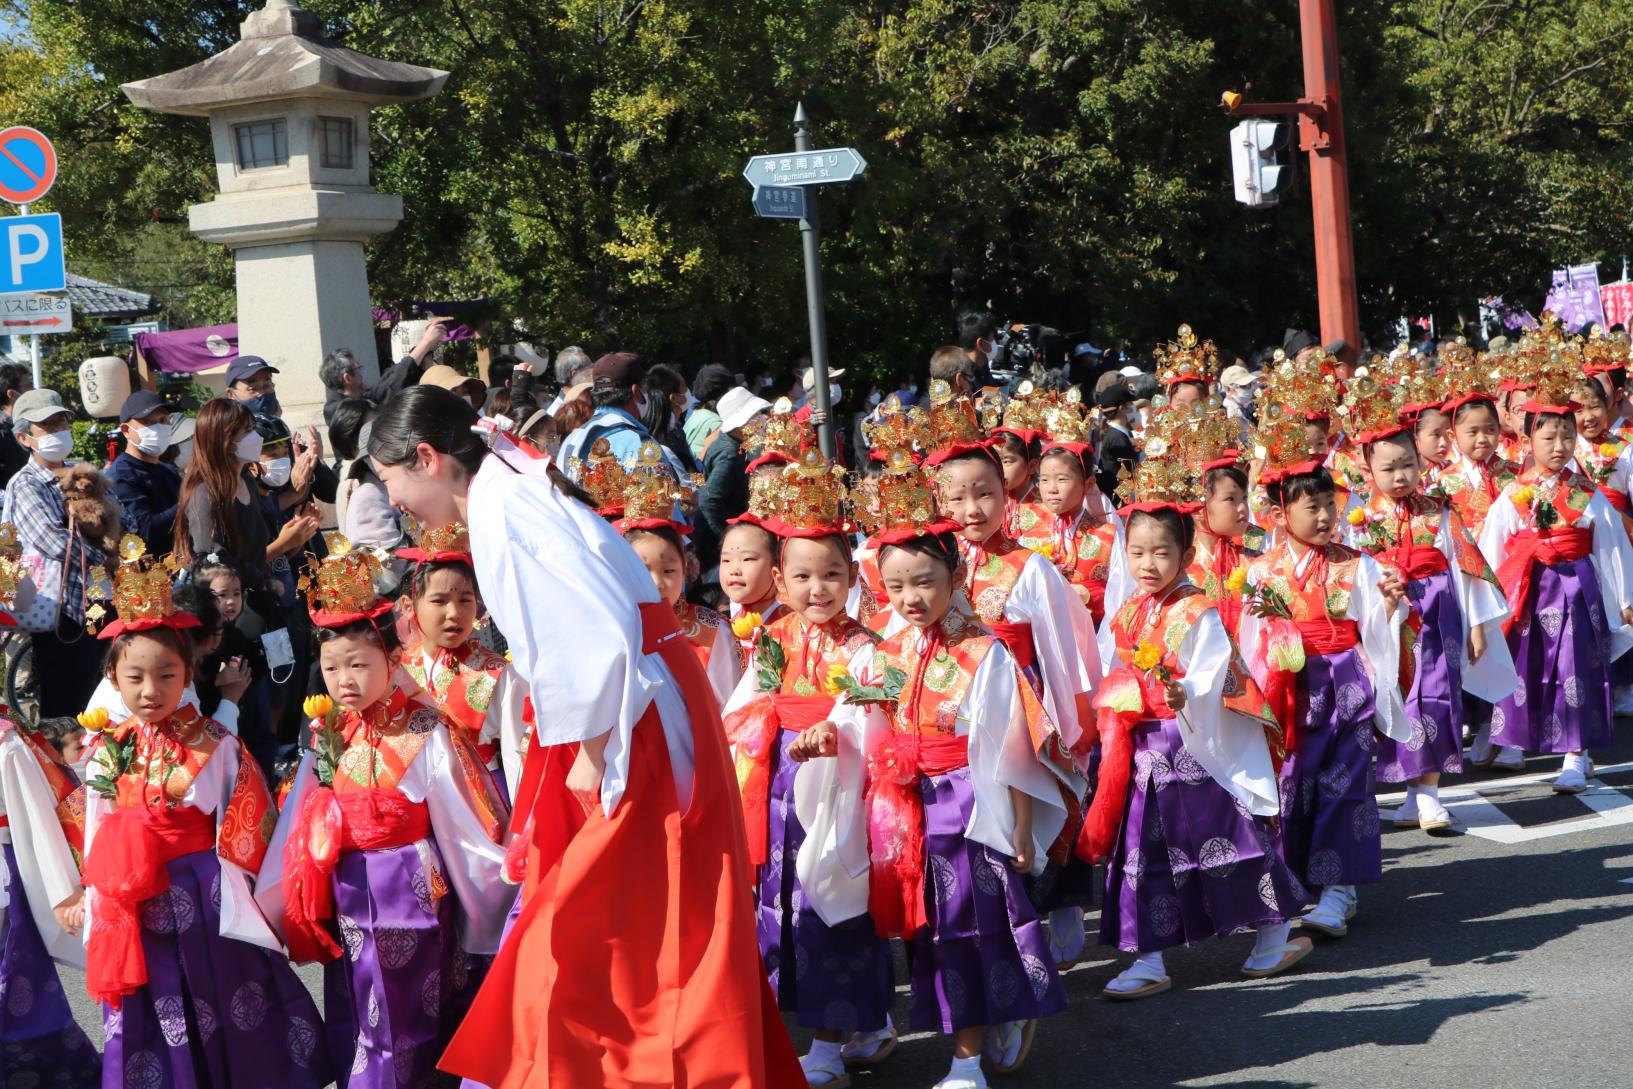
107,452,182,552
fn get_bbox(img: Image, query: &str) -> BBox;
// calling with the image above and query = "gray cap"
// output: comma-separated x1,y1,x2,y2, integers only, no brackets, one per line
13,388,69,425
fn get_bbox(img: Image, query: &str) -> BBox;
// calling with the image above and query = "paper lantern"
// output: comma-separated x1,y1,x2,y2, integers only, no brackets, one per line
79,356,132,419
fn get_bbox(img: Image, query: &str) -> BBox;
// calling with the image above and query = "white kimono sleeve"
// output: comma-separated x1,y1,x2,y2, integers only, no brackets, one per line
1352,553,1411,743
252,750,318,944
1171,610,1279,816
1009,553,1103,755
963,641,1070,872
1584,491,1633,661
482,667,532,790
704,622,741,712
1097,522,1132,669
0,730,83,966
1436,507,1515,702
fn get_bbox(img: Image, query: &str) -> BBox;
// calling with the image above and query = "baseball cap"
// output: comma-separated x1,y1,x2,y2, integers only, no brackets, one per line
224,355,279,387
692,363,735,404
592,352,644,388
119,389,177,423
420,365,485,397
1219,364,1256,390
800,365,846,390
1118,365,1143,379
1097,385,1136,409
13,388,69,425
718,387,773,433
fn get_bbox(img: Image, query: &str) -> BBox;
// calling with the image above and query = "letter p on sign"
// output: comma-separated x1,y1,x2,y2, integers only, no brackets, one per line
0,214,64,296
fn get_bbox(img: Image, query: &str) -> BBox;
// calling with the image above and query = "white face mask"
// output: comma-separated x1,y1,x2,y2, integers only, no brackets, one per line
828,383,842,402
682,391,699,416
174,439,194,470
260,457,292,488
868,391,882,408
29,428,72,464
235,431,264,463
129,422,172,456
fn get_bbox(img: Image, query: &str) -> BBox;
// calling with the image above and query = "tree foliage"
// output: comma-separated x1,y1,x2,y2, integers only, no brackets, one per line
1,0,1629,387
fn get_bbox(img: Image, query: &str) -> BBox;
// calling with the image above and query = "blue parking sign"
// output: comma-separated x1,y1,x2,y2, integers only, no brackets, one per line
0,214,64,295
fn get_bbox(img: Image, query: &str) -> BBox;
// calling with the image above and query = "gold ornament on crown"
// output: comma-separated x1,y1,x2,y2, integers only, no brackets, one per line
862,397,933,459
1256,347,1340,421
741,397,815,463
1046,392,1094,445
414,521,471,557
300,533,385,619
1252,402,1323,479
0,523,23,616
1116,454,1198,510
95,534,185,633
1512,313,1584,408
766,448,851,533
617,440,696,522
569,438,631,512
1394,349,1448,411
1143,395,1240,473
1583,326,1631,374
1153,323,1220,386
1338,365,1409,439
1441,338,1503,400
926,379,985,451
853,448,943,538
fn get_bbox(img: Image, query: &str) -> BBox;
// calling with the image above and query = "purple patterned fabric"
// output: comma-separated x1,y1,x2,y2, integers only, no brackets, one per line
325,841,489,1089
758,730,893,1032
1376,570,1465,782
906,767,1066,1033
1491,557,1615,754
1100,718,1303,952
1279,647,1382,890
1,842,100,1087
100,848,330,1089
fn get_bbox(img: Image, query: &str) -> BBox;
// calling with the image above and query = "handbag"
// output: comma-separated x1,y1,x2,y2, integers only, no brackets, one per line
14,536,69,634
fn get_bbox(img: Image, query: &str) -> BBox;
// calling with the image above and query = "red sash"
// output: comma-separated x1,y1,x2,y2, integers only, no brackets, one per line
82,806,215,1007
1496,527,1593,636
722,693,834,867
1299,618,1360,656
1074,665,1173,863
987,620,1035,670
1599,486,1630,513
864,733,970,939
440,602,801,1088
1380,545,1449,581
1209,534,1245,635
1258,619,1360,758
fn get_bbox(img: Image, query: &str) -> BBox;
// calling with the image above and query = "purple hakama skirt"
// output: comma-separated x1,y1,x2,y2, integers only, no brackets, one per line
325,840,491,1089
1491,558,1616,754
1278,647,1382,890
1,841,100,1087
759,730,893,1032
101,848,330,1089
1376,570,1466,781
1100,718,1303,953
906,767,1066,1033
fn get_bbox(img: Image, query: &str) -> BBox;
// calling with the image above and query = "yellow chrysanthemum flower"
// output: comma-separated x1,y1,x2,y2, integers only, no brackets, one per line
823,664,849,697
1345,508,1366,526
1511,485,1535,509
303,694,335,721
1225,566,1248,593
1132,642,1162,673
76,707,111,733
730,611,762,641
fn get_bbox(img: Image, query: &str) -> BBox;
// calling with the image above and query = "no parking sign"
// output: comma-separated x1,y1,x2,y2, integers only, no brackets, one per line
0,127,57,206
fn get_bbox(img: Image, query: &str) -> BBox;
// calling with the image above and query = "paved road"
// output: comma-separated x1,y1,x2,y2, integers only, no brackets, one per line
63,731,1633,1087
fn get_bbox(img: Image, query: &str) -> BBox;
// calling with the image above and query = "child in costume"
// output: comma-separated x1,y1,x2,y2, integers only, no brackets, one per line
721,449,894,1088
1341,366,1514,832
79,536,328,1089
1079,456,1309,999
788,447,1079,1089
986,385,1044,541
257,536,513,1088
1239,401,1411,939
615,441,739,707
1015,396,1120,627
398,521,530,794
1476,322,1633,795
0,526,99,1087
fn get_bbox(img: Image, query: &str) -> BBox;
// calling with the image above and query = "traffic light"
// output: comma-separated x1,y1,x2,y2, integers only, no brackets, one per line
1230,118,1295,208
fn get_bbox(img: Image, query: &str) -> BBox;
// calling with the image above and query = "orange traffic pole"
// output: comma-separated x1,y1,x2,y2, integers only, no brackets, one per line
1299,0,1361,361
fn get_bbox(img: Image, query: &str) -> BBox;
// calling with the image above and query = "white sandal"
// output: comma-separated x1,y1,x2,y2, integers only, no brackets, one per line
1103,959,1171,1000
1241,935,1314,978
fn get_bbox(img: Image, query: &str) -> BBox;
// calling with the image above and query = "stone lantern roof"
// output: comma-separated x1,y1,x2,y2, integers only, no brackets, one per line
121,0,447,116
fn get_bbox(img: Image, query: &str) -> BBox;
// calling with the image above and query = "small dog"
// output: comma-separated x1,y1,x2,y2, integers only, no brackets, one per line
56,464,123,554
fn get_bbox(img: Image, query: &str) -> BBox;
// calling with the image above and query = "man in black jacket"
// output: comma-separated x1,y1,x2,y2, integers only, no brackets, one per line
106,389,182,552
1095,384,1139,499
319,318,450,426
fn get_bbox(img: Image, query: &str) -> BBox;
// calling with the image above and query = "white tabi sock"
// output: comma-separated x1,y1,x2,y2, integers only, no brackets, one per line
949,1054,982,1076
1252,921,1293,956
806,1040,842,1065
1419,783,1439,804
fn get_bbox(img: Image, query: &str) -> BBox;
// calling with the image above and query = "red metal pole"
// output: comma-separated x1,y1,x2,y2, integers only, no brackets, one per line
1300,0,1361,361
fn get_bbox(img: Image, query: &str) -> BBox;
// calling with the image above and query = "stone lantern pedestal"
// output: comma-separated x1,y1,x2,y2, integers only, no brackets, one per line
122,0,446,419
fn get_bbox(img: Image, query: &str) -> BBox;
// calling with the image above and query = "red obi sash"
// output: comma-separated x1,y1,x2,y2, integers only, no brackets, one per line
1599,486,1630,513
865,733,970,940
1074,664,1174,863
1379,545,1449,581
722,693,834,867
82,805,216,1007
1299,618,1359,655
283,787,432,964
1496,527,1593,636
1256,619,1361,760
987,620,1035,670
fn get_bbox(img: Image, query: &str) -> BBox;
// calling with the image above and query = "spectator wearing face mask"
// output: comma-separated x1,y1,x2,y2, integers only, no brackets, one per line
225,354,341,508
106,390,183,553
166,412,196,473
557,352,689,482
2,388,108,716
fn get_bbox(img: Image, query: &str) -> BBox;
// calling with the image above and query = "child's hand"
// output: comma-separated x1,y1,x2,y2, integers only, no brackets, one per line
1622,606,1633,628
1469,624,1487,664
53,889,85,935
788,722,839,762
1378,569,1406,606
1009,788,1034,873
565,739,607,815
1163,679,1187,712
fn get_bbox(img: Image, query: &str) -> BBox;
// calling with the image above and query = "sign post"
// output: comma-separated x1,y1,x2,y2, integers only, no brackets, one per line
742,105,868,459
0,127,61,389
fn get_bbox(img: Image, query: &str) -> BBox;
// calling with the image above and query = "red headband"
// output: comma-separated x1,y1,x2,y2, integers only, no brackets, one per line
1117,500,1191,518
395,546,474,565
617,516,693,537
1200,450,1242,473
1041,440,1095,461
1259,459,1325,487
872,518,961,546
763,517,855,539
1355,424,1410,446
308,599,394,629
1520,399,1579,417
1441,392,1496,415
745,451,795,474
924,439,1002,468
990,426,1042,448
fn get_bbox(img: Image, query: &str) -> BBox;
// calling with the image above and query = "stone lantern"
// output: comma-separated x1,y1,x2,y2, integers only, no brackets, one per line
122,0,447,419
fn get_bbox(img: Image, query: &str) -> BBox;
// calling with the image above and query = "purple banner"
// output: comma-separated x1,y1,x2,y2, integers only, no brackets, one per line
133,324,238,374
1544,264,1607,331
371,299,485,342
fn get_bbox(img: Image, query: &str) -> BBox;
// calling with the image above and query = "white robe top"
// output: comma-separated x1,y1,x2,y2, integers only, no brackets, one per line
256,726,515,956
82,727,281,954
0,725,84,966
468,446,695,814
1477,476,1633,662
791,635,1072,927
86,678,238,736
411,646,533,782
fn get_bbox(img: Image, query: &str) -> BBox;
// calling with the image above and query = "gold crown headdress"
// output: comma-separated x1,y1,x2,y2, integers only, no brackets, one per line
1144,396,1241,474
764,448,853,537
397,521,472,564
1154,323,1220,388
1256,348,1341,422
1042,391,1094,448
1339,365,1411,445
862,396,933,463
853,447,958,544
1583,326,1631,376
1442,339,1506,413
569,438,631,515
303,533,392,627
1513,313,1584,413
0,524,22,627
615,441,696,531
1395,350,1448,416
1252,402,1326,485
92,535,197,638
924,378,989,463
742,397,816,470
1115,454,1201,513
986,380,1050,443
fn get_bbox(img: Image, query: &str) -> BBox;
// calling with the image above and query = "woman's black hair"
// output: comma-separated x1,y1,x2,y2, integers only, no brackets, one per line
721,519,777,554
1039,444,1093,482
328,396,375,461
1203,465,1248,496
1523,410,1576,437
369,385,593,505
1267,466,1337,507
1452,397,1498,425
102,626,196,682
1127,506,1196,551
409,558,480,600
624,524,687,559
878,530,962,574
312,615,403,655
